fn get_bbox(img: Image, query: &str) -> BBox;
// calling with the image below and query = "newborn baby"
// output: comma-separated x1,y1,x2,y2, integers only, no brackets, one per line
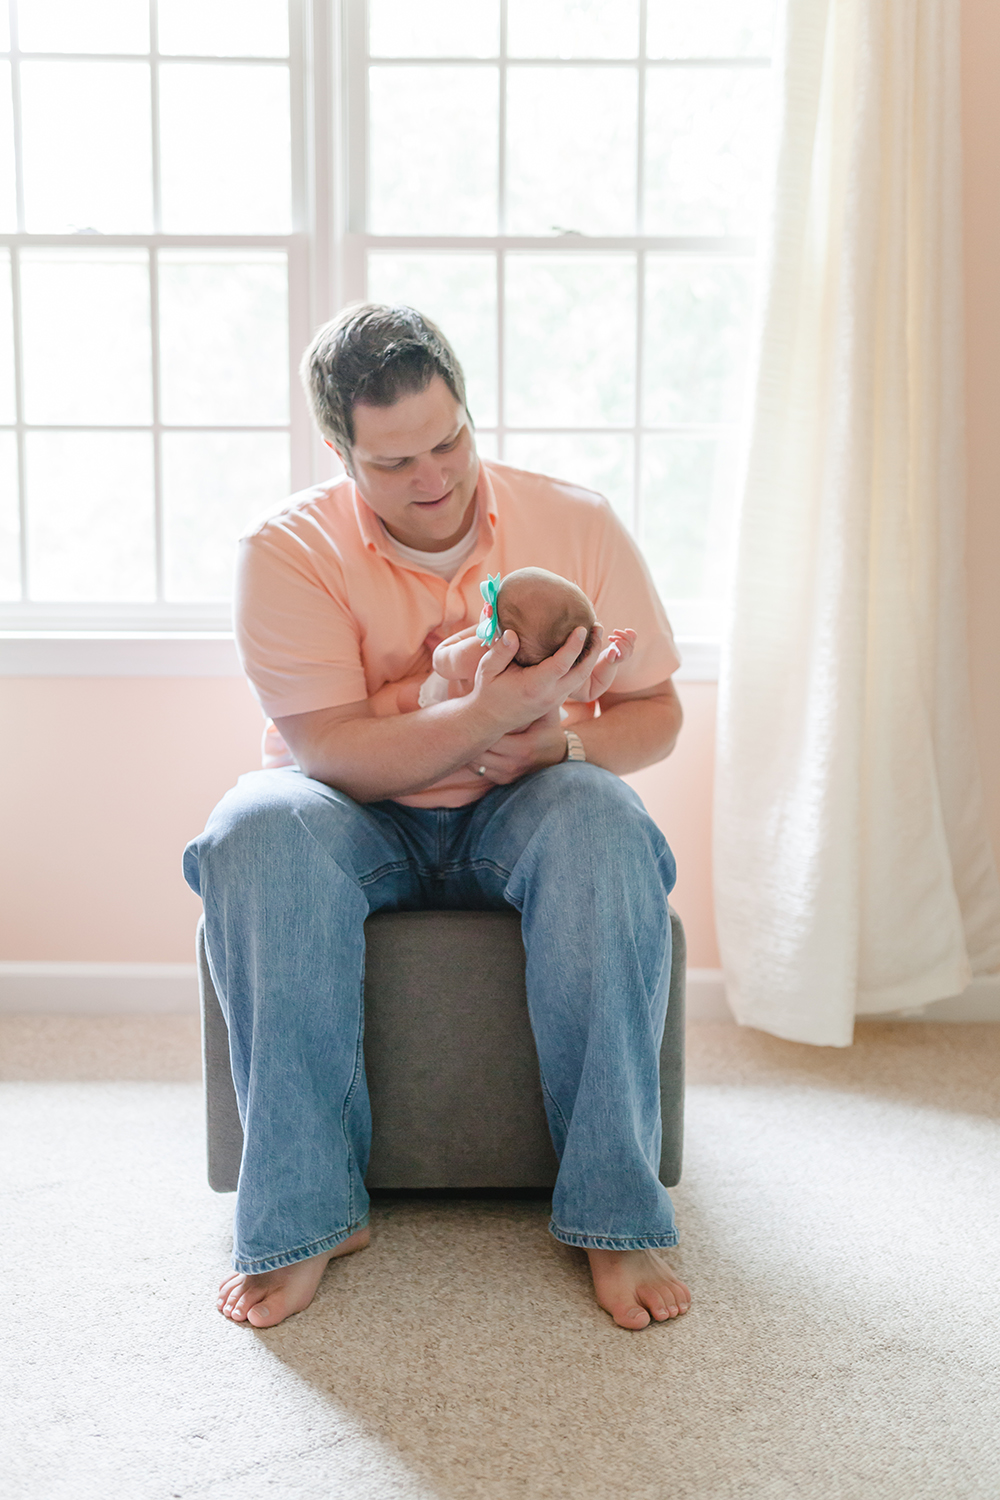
418,567,635,707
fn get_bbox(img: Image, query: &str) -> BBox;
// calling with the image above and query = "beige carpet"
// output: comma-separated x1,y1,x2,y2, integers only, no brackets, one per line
3,1016,999,1500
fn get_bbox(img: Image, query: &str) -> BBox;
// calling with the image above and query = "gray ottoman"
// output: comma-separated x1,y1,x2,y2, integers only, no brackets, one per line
199,907,685,1193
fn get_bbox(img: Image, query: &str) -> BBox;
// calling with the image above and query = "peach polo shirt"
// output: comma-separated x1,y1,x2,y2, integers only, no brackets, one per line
234,458,681,808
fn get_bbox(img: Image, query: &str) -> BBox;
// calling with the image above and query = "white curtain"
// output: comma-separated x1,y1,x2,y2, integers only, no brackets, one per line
713,0,1000,1046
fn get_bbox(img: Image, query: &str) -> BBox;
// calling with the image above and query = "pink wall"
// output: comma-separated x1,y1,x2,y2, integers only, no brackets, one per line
2,0,997,970
0,677,263,962
0,673,721,967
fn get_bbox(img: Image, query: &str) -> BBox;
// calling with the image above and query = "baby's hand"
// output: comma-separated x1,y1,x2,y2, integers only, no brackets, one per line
571,628,636,702
431,623,484,678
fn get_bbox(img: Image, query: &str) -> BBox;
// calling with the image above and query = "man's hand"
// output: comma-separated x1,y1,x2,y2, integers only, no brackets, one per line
461,624,606,782
469,623,604,737
466,706,566,784
273,621,678,804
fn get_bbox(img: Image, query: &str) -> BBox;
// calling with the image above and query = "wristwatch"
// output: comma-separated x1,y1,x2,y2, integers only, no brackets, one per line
563,729,586,762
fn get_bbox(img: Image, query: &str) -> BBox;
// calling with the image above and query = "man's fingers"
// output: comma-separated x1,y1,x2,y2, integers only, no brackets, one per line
548,624,597,678
477,629,519,682
560,622,605,682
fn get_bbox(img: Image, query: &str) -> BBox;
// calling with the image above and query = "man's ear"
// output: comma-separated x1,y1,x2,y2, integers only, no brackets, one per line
327,439,353,477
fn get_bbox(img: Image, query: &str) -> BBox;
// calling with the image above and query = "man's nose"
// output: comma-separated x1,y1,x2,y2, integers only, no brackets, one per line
412,456,449,494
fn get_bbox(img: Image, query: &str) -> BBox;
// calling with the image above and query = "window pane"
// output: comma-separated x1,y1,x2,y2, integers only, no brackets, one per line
25,430,155,601
505,255,635,427
0,65,15,231
21,61,152,232
508,0,638,58
21,249,151,425
644,68,771,235
366,252,497,427
475,431,498,460
647,0,775,58
369,0,499,57
159,63,291,233
0,431,18,601
503,432,634,526
506,67,635,236
163,431,289,600
641,434,738,600
644,257,753,424
158,0,288,57
0,6,8,49
369,66,497,235
17,0,149,54
158,250,288,426
0,250,14,423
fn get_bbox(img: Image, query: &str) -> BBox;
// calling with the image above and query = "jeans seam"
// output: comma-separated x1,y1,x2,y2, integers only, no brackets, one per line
339,961,367,1227
538,1072,570,1138
233,1216,370,1275
548,1224,680,1251
357,858,414,888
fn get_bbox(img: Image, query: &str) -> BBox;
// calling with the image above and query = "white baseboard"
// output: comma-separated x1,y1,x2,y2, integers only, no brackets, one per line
684,970,1000,1024
685,969,734,1022
1,961,997,1022
0,962,199,1014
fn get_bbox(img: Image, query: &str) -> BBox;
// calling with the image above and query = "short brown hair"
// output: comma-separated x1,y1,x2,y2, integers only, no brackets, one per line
300,302,469,463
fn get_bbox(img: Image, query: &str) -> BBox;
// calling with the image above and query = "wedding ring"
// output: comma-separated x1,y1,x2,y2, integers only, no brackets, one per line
476,765,486,775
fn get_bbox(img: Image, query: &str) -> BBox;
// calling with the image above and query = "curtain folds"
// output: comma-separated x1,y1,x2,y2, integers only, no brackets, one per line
713,0,1000,1046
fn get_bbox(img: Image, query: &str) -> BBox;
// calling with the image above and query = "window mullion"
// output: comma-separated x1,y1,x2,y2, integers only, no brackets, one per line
496,247,505,459
634,0,648,540
149,246,165,602
634,248,645,538
9,0,25,234
288,0,308,234
498,0,507,238
149,0,162,234
637,0,647,237
10,245,27,600
495,0,508,455
347,0,368,239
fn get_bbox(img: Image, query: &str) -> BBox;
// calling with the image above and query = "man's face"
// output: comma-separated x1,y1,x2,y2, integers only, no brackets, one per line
339,375,480,553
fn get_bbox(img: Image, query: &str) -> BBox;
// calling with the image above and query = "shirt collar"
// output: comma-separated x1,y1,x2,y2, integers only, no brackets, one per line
352,460,499,574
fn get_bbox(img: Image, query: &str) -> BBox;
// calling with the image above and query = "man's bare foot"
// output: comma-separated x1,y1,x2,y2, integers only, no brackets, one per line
217,1225,370,1328
586,1247,691,1330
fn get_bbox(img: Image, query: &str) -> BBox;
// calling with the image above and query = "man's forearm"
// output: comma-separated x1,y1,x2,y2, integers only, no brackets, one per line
277,694,506,803
572,691,682,776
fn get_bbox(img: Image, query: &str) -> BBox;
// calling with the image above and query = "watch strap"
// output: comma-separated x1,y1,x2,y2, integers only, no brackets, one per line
563,729,586,762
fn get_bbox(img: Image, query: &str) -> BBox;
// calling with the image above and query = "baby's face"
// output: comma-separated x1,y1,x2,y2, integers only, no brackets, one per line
496,568,596,666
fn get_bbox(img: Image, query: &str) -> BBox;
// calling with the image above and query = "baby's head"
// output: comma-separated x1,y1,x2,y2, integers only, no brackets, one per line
494,568,597,667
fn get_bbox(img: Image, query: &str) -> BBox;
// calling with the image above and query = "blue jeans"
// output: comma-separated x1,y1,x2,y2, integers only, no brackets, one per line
183,762,679,1274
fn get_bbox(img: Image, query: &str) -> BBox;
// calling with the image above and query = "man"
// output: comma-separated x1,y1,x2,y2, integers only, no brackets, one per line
183,303,690,1332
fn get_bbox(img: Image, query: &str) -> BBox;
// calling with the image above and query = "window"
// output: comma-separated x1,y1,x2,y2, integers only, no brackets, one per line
348,0,775,639
1,0,774,641
0,0,313,630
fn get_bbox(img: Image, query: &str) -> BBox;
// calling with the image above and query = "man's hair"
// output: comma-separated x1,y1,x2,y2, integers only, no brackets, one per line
299,302,469,463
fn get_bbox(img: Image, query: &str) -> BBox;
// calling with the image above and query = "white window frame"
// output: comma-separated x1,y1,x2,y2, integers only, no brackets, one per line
0,0,336,642
341,0,767,655
0,0,731,679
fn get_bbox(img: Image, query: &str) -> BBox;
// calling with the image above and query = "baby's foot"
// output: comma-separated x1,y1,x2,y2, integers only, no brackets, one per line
217,1225,370,1328
586,1246,691,1330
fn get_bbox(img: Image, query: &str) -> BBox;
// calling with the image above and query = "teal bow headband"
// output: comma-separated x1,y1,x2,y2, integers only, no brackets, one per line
476,572,502,645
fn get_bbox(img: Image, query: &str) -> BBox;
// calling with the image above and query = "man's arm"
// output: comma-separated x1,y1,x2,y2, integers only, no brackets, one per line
274,625,599,803
467,673,683,784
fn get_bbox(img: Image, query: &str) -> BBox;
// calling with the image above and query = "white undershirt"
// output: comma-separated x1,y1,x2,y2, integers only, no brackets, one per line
381,518,479,582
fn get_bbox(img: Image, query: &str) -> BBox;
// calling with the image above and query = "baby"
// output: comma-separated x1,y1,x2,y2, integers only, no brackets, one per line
418,567,635,707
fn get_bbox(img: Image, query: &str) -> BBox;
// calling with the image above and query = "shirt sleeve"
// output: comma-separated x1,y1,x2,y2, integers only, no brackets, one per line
234,529,369,719
584,503,681,691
